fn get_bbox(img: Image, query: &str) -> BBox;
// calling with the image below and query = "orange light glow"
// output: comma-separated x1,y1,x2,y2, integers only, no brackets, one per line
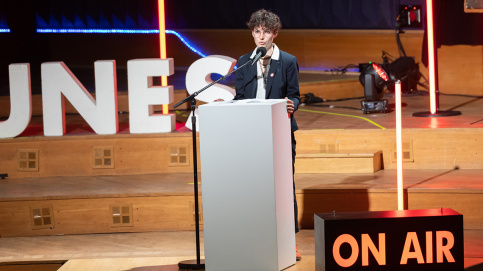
426,231,433,263
436,231,456,263
361,233,386,266
400,232,425,264
430,117,438,128
333,234,359,267
158,0,169,114
395,80,405,210
426,0,437,114
372,63,389,81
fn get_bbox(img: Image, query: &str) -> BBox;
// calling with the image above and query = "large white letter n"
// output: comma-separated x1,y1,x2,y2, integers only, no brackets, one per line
41,61,118,136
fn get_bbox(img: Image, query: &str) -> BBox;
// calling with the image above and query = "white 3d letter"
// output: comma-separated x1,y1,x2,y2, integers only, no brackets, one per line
184,55,236,130
127,58,175,133
41,61,118,136
0,64,32,138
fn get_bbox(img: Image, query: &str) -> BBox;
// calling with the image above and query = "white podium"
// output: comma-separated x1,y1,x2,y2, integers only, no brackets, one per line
199,99,296,271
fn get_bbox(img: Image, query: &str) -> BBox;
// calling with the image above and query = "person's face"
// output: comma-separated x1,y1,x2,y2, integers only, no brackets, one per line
252,26,278,50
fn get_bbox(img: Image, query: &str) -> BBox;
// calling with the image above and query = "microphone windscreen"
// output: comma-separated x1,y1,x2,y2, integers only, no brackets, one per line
256,47,267,57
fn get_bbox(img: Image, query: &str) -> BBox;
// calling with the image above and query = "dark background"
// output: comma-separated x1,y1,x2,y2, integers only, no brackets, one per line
0,0,481,95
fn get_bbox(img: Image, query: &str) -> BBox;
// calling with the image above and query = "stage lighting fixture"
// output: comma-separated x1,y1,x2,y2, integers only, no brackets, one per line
385,56,421,94
359,63,389,114
398,5,422,28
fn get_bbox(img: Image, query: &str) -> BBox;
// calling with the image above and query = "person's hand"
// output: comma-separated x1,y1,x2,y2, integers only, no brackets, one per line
285,97,294,114
214,98,224,102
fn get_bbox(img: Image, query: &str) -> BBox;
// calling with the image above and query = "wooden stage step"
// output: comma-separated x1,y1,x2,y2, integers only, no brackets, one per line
1,92,483,237
296,169,483,231
0,170,482,238
296,150,382,173
0,173,202,237
2,126,482,179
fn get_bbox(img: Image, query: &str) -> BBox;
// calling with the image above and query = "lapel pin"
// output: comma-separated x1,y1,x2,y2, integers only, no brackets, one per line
270,73,274,77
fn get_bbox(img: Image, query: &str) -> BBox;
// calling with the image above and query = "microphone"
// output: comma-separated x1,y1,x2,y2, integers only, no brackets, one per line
251,47,267,65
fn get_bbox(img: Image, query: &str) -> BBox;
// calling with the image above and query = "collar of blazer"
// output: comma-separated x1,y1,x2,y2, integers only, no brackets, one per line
247,44,281,98
249,44,280,61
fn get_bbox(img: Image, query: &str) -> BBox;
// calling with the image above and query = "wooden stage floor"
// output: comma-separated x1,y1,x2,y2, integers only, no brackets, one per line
1,169,483,202
0,228,482,270
297,92,483,131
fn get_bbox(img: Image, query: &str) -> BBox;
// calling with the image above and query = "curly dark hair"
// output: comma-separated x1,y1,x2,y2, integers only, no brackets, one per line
246,9,282,32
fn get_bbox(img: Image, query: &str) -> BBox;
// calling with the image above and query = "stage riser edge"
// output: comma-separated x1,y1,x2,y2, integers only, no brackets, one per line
2,128,483,179
1,189,481,237
0,196,202,238
296,128,483,170
299,190,483,230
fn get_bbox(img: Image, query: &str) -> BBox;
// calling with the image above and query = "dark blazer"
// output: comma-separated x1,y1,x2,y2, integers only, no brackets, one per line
234,49,301,132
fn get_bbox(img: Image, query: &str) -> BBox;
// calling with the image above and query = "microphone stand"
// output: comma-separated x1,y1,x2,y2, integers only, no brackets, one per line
174,57,255,269
173,57,256,109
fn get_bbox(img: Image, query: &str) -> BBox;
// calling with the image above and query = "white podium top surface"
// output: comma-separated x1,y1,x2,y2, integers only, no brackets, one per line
201,99,286,107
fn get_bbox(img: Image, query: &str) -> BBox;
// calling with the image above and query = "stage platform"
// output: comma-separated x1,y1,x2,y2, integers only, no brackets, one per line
1,78,482,178
1,71,483,269
0,169,482,236
0,72,482,234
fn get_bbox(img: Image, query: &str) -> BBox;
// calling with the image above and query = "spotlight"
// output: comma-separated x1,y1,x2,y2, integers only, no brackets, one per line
359,63,390,114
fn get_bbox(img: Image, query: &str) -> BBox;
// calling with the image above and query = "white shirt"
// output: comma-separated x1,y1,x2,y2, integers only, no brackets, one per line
250,44,280,99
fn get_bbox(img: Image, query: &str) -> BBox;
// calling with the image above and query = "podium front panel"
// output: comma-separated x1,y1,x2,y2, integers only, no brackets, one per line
199,99,296,271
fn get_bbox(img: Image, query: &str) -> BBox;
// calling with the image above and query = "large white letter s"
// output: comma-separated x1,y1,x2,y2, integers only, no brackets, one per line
184,55,236,131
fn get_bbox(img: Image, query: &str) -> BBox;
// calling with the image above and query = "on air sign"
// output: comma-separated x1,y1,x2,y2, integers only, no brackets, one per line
315,209,463,270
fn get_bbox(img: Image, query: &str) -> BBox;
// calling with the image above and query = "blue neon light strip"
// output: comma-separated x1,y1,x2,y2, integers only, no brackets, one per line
37,28,159,34
0,28,10,33
165,30,206,58
36,28,206,58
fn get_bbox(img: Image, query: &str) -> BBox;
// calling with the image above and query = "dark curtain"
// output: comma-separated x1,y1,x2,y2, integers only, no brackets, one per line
422,0,483,66
166,0,398,29
4,0,403,30
437,0,483,46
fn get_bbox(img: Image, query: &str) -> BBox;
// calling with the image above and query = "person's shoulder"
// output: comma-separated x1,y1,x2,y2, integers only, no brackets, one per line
238,52,253,60
281,51,296,59
280,50,297,62
237,52,252,64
